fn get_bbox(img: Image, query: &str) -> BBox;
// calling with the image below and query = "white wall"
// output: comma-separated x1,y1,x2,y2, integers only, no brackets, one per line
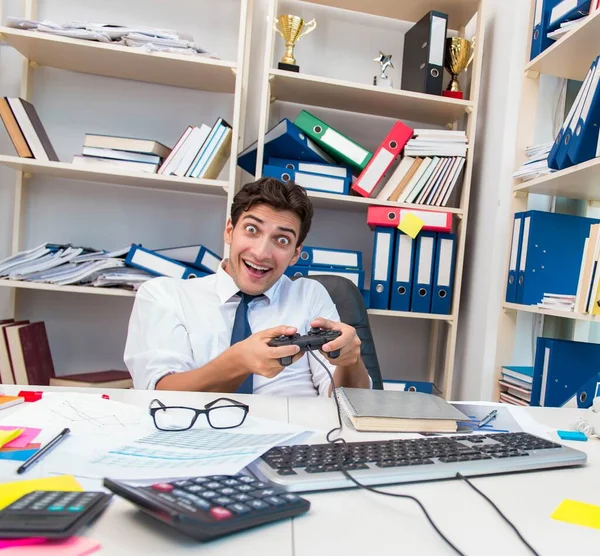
0,0,518,393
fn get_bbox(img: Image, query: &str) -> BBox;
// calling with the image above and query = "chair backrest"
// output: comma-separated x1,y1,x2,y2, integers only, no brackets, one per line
291,274,384,390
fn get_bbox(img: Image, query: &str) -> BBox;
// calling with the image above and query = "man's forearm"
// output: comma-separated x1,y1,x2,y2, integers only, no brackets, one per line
155,347,249,392
332,357,371,391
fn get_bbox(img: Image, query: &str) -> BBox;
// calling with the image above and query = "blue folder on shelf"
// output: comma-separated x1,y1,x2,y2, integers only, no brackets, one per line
547,0,591,32
515,210,600,305
285,265,364,290
410,231,437,314
370,227,395,310
268,158,352,181
155,244,221,274
531,337,600,407
506,212,525,303
431,232,456,315
237,118,335,175
530,0,561,60
296,246,362,269
390,230,415,312
125,245,208,280
576,372,600,408
263,164,350,195
383,380,434,394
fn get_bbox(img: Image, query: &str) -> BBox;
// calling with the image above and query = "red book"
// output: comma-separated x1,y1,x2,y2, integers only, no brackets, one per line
50,370,133,389
367,206,452,232
351,121,413,198
5,322,55,386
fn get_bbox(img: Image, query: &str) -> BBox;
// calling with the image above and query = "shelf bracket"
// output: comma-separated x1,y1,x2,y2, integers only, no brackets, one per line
0,33,5,41
588,200,600,208
230,67,237,76
513,190,528,198
465,106,473,114
270,95,276,104
23,172,32,179
29,61,39,69
525,70,540,80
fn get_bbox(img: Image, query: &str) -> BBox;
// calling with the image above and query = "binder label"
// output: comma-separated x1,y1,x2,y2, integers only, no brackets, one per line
396,235,413,282
374,233,392,280
519,216,531,272
509,218,521,271
322,129,368,165
201,252,221,273
359,149,395,193
296,171,346,193
438,238,453,286
312,251,358,267
417,237,434,283
132,249,185,279
534,0,543,25
429,16,446,66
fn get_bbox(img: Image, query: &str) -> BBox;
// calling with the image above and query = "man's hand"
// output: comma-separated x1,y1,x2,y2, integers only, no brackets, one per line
233,325,303,379
310,317,361,367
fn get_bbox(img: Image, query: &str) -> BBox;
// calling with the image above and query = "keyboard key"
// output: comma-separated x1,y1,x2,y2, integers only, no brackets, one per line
227,503,251,515
206,482,221,490
236,485,255,492
265,496,285,506
248,499,269,510
214,497,234,506
237,476,256,484
223,479,240,487
219,488,237,496
254,489,277,498
277,468,297,476
67,506,84,512
232,493,253,502
48,505,64,511
200,491,218,500
210,507,233,521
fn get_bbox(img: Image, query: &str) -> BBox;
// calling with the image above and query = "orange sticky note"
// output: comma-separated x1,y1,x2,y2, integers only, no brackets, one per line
551,499,600,529
398,212,424,239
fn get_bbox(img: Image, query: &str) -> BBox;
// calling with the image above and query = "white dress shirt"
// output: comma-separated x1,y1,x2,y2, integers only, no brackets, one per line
124,263,345,396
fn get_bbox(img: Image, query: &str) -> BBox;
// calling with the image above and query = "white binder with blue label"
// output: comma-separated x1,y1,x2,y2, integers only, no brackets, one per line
390,230,415,312
285,265,364,289
125,245,208,280
410,232,437,314
431,232,456,315
155,244,221,274
506,212,525,303
370,227,395,310
296,246,362,268
262,164,350,195
268,158,352,180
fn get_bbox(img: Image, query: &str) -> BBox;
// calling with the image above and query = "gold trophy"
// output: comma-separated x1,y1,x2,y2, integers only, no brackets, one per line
274,15,317,73
442,37,474,99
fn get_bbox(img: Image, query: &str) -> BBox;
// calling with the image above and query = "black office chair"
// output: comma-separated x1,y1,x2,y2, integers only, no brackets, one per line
291,274,384,390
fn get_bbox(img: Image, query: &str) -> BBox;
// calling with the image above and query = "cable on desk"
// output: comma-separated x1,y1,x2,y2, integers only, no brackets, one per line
306,349,465,556
456,473,540,556
306,348,542,556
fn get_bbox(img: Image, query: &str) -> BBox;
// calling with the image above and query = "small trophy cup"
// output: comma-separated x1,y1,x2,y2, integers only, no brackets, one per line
274,15,317,73
373,51,394,88
443,37,474,99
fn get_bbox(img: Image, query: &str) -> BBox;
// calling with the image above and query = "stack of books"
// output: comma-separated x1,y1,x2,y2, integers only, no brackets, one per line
498,366,533,406
158,119,233,179
0,97,59,161
73,134,171,174
575,222,600,314
537,293,576,312
512,143,554,182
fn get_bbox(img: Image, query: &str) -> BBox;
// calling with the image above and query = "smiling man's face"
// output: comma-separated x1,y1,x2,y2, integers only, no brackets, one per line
223,203,302,295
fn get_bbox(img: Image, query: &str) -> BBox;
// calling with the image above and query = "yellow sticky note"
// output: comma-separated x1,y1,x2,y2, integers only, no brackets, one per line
0,475,82,510
398,212,424,239
0,428,23,449
551,499,600,529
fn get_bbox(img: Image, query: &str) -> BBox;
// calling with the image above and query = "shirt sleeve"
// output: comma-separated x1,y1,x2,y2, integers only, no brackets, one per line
306,281,373,396
123,278,197,390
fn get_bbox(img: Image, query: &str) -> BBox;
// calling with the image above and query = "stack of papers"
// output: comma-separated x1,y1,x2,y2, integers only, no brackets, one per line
538,293,576,312
404,129,468,157
513,142,555,181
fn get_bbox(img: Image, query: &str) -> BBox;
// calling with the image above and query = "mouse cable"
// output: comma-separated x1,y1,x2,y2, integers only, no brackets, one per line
306,349,540,556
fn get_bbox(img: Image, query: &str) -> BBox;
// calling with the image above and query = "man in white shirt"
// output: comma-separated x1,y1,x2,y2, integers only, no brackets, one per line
124,177,372,396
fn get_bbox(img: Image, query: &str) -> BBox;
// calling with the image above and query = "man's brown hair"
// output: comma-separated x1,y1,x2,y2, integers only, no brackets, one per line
230,177,314,245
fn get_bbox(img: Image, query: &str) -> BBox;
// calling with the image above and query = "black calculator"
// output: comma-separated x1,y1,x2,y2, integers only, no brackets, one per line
0,491,112,539
103,473,310,542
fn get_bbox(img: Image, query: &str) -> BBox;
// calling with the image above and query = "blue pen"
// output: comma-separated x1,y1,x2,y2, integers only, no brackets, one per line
478,410,498,428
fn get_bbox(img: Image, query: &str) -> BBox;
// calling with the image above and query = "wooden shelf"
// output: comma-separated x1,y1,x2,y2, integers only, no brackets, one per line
306,190,464,214
0,279,136,298
503,302,599,321
0,155,230,196
525,11,600,81
513,158,600,201
0,27,237,92
299,0,479,28
269,69,472,125
367,308,454,322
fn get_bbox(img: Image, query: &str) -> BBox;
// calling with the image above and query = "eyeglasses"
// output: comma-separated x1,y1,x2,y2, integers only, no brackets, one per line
149,397,249,431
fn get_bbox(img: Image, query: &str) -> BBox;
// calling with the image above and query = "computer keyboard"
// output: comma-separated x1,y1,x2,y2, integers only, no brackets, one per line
249,432,587,492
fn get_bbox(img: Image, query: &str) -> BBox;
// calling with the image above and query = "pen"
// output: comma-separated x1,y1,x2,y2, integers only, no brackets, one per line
17,427,70,474
478,410,498,428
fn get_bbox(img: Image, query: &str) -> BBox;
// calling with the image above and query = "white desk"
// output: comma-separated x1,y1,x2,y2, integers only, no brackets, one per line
0,387,598,556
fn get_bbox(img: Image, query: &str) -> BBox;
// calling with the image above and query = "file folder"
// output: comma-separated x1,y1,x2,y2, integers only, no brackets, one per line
296,246,362,269
401,11,448,96
410,232,437,313
367,206,452,232
390,230,415,312
268,158,352,180
575,372,600,408
515,211,600,305
567,57,600,165
505,212,525,303
285,265,365,289
431,232,456,315
294,110,373,172
530,0,561,60
548,0,591,32
384,380,434,394
125,245,208,280
237,118,335,175
155,244,221,274
262,164,350,195
531,337,600,407
370,227,395,310
351,121,413,198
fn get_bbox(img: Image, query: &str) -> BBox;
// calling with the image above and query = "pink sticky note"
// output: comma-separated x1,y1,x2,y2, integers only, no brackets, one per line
0,537,100,555
0,539,46,549
0,427,42,449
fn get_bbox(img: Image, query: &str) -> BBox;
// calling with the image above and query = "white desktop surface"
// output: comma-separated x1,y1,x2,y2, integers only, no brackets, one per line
0,386,598,555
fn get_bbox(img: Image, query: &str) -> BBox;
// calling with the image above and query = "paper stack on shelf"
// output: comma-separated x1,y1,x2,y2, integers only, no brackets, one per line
512,142,554,181
537,293,576,311
498,366,533,406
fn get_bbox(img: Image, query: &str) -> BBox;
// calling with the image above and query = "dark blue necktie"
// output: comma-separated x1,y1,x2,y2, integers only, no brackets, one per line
231,292,260,394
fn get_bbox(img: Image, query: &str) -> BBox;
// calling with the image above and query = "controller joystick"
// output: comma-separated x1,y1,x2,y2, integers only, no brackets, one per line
268,328,343,366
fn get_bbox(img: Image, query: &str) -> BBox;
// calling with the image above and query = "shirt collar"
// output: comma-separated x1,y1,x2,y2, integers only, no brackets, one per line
216,260,283,305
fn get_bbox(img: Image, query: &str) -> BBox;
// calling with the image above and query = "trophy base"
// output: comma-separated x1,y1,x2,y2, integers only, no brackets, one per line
373,76,393,88
442,90,464,99
278,62,299,73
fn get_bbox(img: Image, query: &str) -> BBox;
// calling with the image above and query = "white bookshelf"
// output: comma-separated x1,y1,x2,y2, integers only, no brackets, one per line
252,0,486,399
493,3,600,401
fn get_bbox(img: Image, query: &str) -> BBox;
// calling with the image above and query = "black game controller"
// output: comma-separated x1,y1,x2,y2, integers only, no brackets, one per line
268,327,343,366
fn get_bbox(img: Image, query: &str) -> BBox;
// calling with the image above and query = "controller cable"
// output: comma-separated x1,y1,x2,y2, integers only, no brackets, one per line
305,348,540,556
